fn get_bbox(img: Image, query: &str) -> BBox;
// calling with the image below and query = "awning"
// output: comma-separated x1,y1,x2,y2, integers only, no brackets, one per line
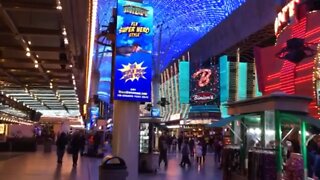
208,115,245,127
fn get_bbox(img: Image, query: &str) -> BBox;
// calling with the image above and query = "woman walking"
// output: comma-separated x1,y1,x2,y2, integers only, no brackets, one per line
180,140,191,168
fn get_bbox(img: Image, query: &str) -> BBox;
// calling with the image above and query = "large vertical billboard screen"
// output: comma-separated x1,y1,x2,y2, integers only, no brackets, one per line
114,0,153,102
190,62,220,106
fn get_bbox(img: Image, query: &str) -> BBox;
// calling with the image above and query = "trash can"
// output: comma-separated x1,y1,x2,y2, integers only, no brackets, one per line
99,156,128,180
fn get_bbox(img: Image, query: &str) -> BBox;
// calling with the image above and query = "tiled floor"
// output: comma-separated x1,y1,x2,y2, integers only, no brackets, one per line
0,147,222,180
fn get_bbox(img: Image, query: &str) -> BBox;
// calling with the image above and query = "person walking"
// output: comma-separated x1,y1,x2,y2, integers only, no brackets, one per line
70,131,82,167
56,132,68,164
158,132,168,168
202,139,207,163
214,140,223,164
195,140,203,164
189,137,195,157
178,134,183,152
79,132,86,156
180,139,191,168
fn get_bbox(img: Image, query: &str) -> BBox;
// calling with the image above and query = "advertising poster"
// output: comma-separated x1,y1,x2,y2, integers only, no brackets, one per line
114,0,153,102
190,62,220,106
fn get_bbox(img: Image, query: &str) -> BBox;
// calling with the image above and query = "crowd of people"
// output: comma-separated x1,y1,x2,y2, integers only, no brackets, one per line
158,132,223,169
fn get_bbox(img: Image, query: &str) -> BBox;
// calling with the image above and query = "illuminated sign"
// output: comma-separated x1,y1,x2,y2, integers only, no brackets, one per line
0,124,5,134
274,0,301,36
89,106,99,128
114,0,153,102
192,69,212,87
192,92,216,103
151,108,160,117
190,63,220,106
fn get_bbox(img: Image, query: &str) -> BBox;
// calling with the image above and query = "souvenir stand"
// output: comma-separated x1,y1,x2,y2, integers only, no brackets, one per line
211,93,320,180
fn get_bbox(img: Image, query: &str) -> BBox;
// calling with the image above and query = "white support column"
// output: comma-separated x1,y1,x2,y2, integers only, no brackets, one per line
112,100,140,180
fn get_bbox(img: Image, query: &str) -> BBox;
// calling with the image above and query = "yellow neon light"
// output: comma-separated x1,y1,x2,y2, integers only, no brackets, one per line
85,0,98,103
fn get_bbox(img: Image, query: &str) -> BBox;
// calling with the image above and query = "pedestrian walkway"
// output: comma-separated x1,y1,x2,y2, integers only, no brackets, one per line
0,147,222,180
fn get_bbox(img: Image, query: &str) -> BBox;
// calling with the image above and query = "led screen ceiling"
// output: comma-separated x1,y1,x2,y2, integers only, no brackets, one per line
97,0,246,71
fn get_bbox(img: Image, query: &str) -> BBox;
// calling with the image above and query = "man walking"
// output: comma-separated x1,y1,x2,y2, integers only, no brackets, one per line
158,132,168,168
56,132,68,164
180,139,191,168
70,131,82,167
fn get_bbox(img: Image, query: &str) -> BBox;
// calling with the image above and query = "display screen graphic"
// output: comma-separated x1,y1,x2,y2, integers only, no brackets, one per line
190,63,220,106
114,0,153,102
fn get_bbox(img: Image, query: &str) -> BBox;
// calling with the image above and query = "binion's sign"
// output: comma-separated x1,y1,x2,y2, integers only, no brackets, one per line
274,0,301,36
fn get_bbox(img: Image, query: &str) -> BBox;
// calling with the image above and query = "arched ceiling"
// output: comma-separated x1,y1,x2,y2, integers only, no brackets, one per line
97,0,246,70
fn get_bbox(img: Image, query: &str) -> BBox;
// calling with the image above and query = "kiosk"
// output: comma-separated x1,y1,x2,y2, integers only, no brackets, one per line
138,117,161,173
211,93,320,180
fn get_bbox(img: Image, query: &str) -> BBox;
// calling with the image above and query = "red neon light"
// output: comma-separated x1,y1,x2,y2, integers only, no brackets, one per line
305,27,320,37
267,72,281,79
192,69,212,87
310,37,320,44
292,17,307,38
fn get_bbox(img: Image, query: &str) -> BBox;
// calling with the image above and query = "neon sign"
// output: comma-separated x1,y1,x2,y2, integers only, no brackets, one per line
190,64,220,106
192,69,212,87
274,0,301,36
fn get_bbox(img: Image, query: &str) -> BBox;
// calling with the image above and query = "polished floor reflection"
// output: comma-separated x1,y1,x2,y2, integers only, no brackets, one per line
0,147,222,180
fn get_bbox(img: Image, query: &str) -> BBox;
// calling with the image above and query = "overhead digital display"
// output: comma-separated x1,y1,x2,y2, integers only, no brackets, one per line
114,0,153,102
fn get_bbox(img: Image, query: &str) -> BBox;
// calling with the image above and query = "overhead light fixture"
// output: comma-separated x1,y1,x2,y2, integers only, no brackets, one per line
46,70,51,73
69,64,73,68
36,55,39,58
64,37,69,45
56,0,62,10
34,60,38,64
26,47,30,51
26,52,31,57
28,41,31,45
72,74,75,79
35,64,39,68
62,27,67,36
